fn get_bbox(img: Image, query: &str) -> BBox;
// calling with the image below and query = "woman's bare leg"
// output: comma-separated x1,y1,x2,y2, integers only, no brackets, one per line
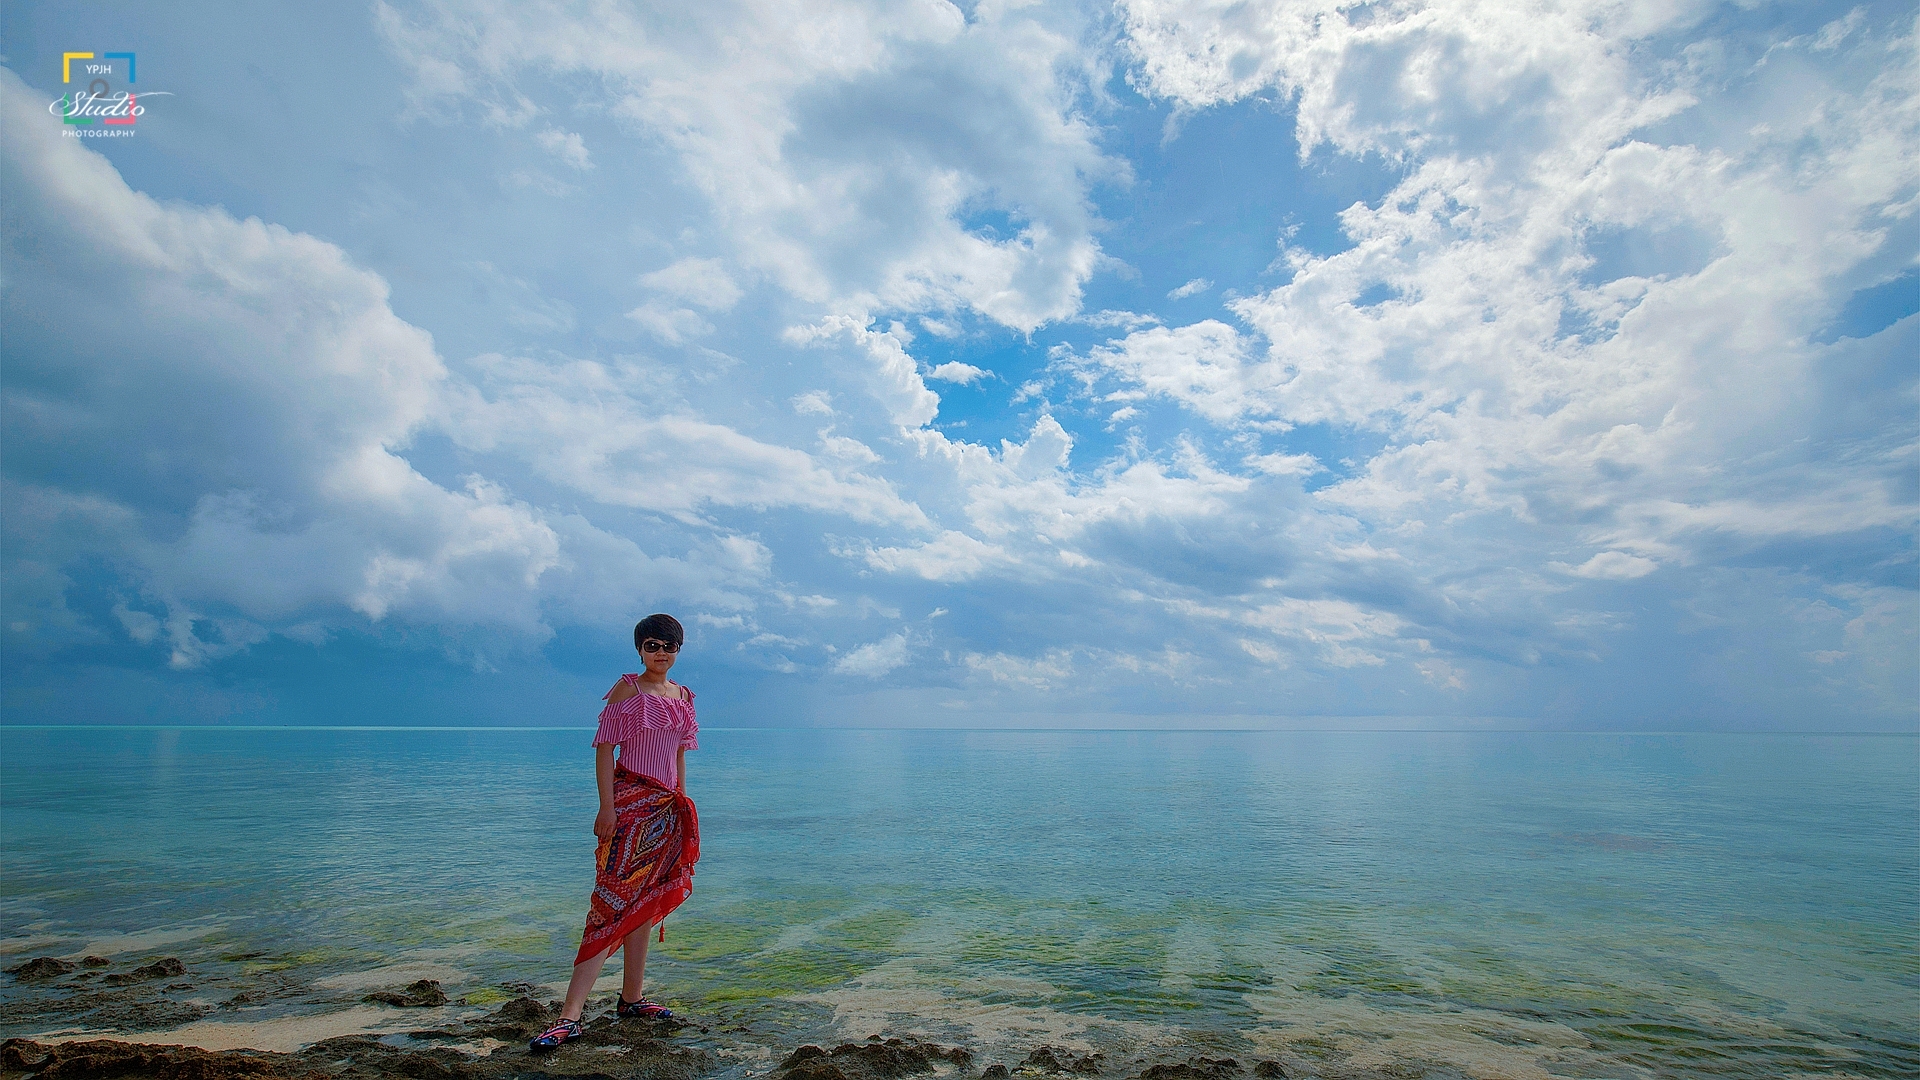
620,923,653,1001
558,949,612,1022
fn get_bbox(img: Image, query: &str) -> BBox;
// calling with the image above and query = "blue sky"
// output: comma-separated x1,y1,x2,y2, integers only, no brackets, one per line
2,0,1914,730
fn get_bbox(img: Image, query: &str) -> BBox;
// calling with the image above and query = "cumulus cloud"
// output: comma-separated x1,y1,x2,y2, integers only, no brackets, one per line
1069,0,1920,693
927,361,990,384
4,2,1912,728
0,69,777,664
535,127,592,170
1556,552,1659,581
377,0,1121,331
833,631,910,677
445,352,928,526
641,258,743,312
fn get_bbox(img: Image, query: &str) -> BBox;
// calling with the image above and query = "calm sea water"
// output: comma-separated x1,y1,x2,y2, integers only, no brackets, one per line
1,727,1915,1078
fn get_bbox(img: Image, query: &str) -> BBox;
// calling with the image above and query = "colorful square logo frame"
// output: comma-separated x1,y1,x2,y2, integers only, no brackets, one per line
61,51,137,126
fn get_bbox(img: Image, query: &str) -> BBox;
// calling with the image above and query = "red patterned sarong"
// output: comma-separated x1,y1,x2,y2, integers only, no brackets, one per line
576,765,699,964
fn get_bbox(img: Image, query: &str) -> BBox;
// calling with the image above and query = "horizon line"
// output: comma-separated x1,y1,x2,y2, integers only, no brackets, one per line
0,724,1913,736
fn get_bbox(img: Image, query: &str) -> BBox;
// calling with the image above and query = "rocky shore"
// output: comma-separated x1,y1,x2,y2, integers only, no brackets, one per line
0,956,1393,1080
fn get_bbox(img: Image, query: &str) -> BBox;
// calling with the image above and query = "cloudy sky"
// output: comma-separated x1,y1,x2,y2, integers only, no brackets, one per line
2,0,1914,730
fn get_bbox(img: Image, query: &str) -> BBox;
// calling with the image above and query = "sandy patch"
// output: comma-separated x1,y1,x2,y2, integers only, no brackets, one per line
73,922,227,959
313,961,472,992
30,1005,466,1053
801,958,1172,1056
0,935,67,958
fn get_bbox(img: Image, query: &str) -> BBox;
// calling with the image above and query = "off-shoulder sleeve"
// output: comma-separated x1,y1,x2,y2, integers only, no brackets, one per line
592,674,642,746
680,689,699,750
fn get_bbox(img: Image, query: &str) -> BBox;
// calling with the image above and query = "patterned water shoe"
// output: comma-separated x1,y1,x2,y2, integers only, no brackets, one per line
617,995,673,1019
529,1017,582,1052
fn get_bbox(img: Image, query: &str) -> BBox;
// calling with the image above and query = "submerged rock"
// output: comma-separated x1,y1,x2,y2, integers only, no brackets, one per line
5,957,74,981
80,956,111,968
363,979,449,1007
101,957,185,986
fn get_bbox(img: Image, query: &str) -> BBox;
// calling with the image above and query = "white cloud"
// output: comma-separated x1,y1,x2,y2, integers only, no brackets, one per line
1244,452,1322,477
833,631,910,677
625,301,714,343
1167,277,1212,299
1555,552,1659,580
964,649,1074,689
1087,0,1919,667
0,69,769,663
5,4,1912,728
863,530,1007,582
378,0,1122,331
786,315,941,428
1081,320,1258,423
446,352,929,526
792,391,836,416
641,257,743,312
927,361,990,384
534,127,593,170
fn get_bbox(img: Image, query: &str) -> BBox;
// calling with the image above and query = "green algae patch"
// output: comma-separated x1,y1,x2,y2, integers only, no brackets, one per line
822,907,914,951
241,947,351,975
483,930,555,956
654,917,783,961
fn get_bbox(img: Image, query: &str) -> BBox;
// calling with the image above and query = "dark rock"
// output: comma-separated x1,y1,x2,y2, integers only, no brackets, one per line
788,1058,852,1080
102,957,185,986
491,996,549,1023
1139,1059,1239,1080
0,1037,321,1079
783,1045,830,1068
364,979,449,1007
460,995,553,1040
1025,1047,1103,1075
775,1038,965,1080
6,956,74,980
1252,1064,1287,1079
300,1034,482,1078
81,956,111,967
984,1066,1009,1079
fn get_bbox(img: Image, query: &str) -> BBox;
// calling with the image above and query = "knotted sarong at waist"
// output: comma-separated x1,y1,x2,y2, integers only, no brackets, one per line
576,765,700,964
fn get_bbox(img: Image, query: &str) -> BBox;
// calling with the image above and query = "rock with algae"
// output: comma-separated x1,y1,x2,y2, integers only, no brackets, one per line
363,979,450,1007
101,958,185,986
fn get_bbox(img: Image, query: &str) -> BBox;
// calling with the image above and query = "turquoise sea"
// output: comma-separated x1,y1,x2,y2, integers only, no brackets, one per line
1,727,1916,1078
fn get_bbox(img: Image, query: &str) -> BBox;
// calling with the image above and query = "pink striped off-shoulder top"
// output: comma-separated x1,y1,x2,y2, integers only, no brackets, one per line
591,673,699,789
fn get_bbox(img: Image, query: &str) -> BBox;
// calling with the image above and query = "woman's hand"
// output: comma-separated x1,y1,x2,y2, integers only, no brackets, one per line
594,806,617,837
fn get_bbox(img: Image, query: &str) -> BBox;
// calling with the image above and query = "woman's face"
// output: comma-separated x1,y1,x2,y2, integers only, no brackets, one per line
640,638,679,676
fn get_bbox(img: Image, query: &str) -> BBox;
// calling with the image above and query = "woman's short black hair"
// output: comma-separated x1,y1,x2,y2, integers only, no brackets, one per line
634,613,684,651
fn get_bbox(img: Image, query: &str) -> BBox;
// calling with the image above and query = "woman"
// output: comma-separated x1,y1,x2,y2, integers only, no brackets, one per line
530,613,700,1052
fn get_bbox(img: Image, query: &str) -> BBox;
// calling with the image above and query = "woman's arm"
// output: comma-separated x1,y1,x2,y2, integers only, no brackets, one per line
676,747,687,795
593,744,618,837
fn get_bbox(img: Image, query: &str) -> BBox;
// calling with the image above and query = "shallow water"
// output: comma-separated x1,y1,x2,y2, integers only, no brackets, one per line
1,727,1916,1078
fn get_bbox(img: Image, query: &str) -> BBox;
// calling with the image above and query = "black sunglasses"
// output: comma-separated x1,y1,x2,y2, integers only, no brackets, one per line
641,639,681,654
